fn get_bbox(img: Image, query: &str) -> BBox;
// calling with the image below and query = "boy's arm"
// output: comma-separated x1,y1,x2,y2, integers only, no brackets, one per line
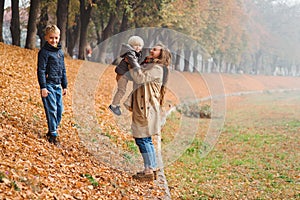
61,53,68,90
60,52,68,96
37,50,48,90
37,50,51,97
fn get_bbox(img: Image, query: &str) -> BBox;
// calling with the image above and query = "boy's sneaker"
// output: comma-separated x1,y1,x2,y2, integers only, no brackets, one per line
108,105,121,116
47,134,61,147
46,132,51,141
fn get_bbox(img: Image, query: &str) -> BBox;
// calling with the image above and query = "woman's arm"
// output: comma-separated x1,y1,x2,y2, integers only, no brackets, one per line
129,64,163,85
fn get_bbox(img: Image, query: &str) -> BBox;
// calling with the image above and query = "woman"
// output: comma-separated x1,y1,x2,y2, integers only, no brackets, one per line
126,43,171,181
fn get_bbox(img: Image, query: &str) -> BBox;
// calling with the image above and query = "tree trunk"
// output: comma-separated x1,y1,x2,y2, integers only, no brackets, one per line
25,0,40,49
119,9,128,32
57,0,69,53
10,0,20,46
78,0,92,60
67,14,80,58
201,58,205,73
183,49,191,72
254,50,263,75
0,0,4,42
97,8,119,63
36,5,48,48
212,54,219,73
192,50,198,72
111,34,122,63
207,58,212,73
101,0,120,43
174,49,181,71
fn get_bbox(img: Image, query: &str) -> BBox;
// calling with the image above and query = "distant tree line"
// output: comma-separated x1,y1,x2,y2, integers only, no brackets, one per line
0,0,299,76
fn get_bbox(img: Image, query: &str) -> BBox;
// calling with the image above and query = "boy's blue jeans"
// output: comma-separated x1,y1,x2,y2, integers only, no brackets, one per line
135,137,157,169
42,84,63,137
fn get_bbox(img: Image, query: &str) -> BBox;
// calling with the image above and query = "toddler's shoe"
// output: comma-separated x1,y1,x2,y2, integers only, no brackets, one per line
108,105,121,116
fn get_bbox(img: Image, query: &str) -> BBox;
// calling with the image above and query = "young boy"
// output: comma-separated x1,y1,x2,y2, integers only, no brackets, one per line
37,24,68,146
109,36,144,116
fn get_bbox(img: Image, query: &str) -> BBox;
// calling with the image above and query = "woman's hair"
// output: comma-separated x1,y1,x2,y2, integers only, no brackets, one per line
153,43,172,106
154,43,171,67
45,24,60,35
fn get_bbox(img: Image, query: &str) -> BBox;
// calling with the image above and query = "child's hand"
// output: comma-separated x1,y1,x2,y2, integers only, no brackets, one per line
63,88,68,96
41,89,50,97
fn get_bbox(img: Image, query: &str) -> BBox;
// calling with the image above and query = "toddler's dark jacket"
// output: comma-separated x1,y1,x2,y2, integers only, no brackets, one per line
115,44,143,75
37,42,68,89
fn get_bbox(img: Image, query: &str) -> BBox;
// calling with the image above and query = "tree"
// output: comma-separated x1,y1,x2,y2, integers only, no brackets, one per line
0,0,4,42
160,0,247,73
183,48,191,72
77,0,94,60
90,0,168,63
10,0,20,46
25,0,40,49
243,0,300,75
119,9,129,32
66,0,80,57
37,3,48,48
67,14,80,57
57,0,69,52
101,0,120,43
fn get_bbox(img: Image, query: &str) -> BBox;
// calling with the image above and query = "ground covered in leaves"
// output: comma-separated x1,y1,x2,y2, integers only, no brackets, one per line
0,43,165,199
1,42,300,199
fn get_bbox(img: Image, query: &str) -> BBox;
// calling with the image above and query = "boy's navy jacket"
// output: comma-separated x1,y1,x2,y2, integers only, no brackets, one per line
115,44,142,75
37,42,68,90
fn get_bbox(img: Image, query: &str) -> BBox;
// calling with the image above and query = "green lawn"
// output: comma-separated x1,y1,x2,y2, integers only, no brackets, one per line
164,91,300,199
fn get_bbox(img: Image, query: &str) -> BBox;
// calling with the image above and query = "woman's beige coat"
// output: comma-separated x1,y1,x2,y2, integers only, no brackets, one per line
127,63,163,138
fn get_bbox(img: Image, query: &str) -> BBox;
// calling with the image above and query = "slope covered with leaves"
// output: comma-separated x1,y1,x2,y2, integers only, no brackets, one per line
2,42,300,199
0,43,165,199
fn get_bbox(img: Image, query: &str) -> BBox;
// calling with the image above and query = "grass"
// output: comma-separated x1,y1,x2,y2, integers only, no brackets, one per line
0,172,4,182
161,111,181,144
82,174,99,187
124,140,139,154
164,91,300,199
0,171,21,191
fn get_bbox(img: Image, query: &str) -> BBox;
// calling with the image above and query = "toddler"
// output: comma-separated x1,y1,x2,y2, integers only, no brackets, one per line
109,36,144,115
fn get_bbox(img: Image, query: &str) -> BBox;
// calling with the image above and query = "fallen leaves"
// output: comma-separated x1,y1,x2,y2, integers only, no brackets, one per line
0,43,165,199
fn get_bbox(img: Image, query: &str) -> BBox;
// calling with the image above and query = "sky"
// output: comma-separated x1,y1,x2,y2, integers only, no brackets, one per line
4,0,29,8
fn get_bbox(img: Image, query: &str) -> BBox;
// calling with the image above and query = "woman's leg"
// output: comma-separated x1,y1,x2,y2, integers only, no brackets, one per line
135,137,157,170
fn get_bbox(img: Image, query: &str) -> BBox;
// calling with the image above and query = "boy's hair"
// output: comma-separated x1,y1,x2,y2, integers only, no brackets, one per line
128,36,144,47
45,24,60,35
